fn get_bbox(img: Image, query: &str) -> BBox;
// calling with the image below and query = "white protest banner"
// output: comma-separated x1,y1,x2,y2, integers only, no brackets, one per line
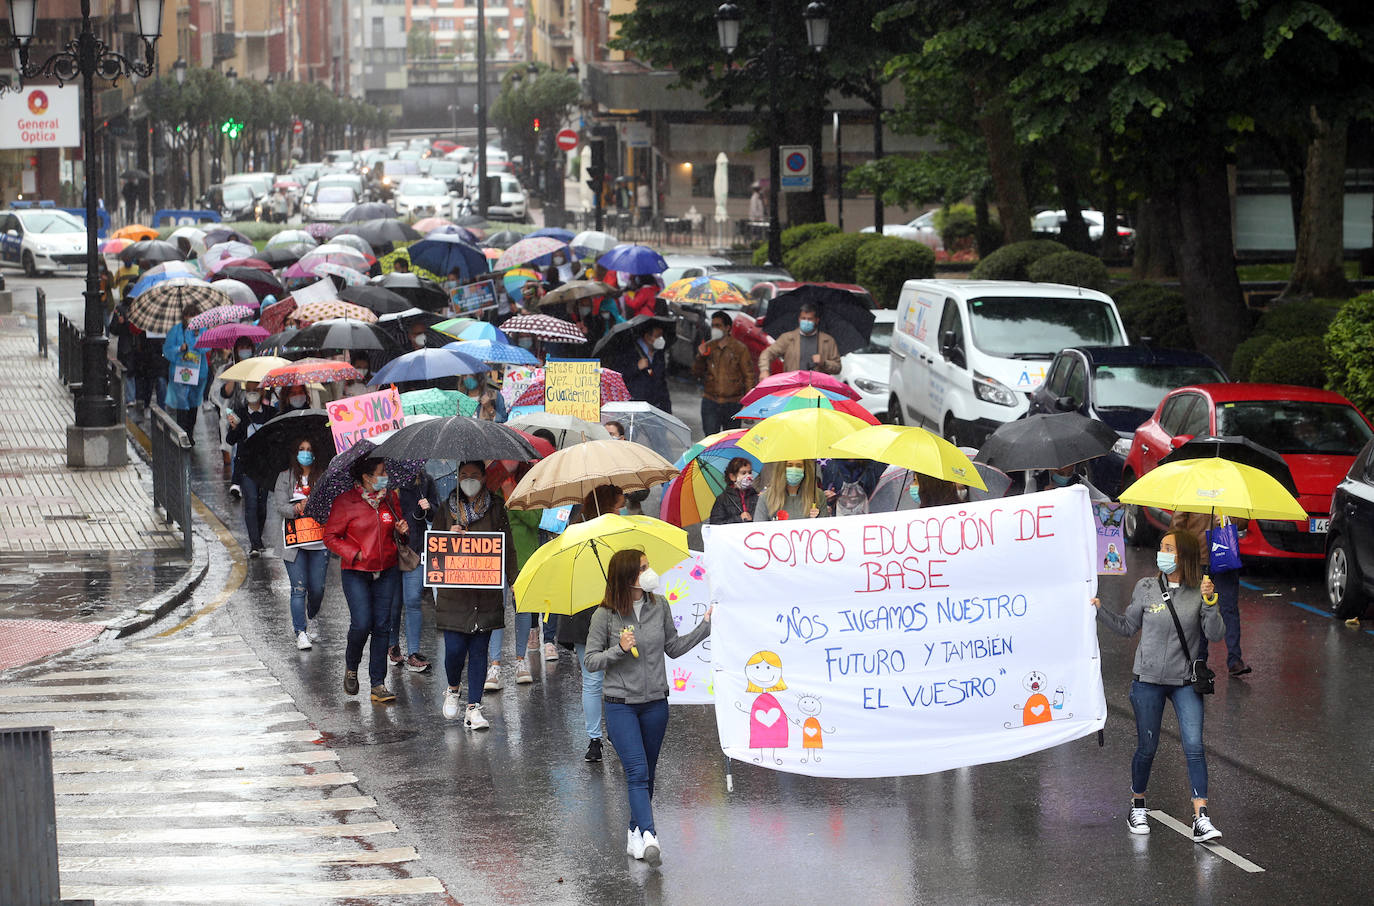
703,486,1105,778
662,552,713,704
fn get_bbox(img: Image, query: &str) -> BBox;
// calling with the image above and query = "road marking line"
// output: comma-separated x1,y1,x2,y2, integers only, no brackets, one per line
54,771,358,794
156,497,247,637
24,663,267,680
0,694,294,713
1147,810,1266,872
57,795,377,819
53,749,338,773
51,729,322,753
58,847,420,872
131,635,244,648
0,678,280,697
57,820,398,845
59,877,445,901
1,710,310,733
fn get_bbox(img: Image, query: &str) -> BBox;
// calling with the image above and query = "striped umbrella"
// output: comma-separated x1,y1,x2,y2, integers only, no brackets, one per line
293,300,376,325
734,385,880,424
127,280,230,333
660,275,750,306
128,263,204,299
501,266,541,301
187,304,257,332
194,323,269,350
432,317,477,338
260,358,364,389
499,313,586,344
513,367,631,407
741,370,860,406
495,236,569,270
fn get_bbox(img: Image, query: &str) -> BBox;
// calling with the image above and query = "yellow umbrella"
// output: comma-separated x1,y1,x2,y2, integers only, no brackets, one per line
217,355,291,383
513,514,689,615
830,424,987,491
737,407,868,462
506,439,678,510
1119,458,1307,521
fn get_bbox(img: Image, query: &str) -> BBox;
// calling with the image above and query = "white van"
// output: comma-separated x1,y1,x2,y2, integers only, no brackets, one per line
887,280,1128,446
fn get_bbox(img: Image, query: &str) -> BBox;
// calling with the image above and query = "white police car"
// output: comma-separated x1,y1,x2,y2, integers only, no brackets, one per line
0,208,88,277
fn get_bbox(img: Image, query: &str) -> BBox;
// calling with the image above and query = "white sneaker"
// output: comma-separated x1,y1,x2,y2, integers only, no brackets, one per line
544,641,559,662
640,830,661,864
1128,799,1149,835
295,631,312,651
515,657,533,684
484,663,503,691
464,703,490,730
626,828,644,859
1192,808,1222,843
442,688,461,720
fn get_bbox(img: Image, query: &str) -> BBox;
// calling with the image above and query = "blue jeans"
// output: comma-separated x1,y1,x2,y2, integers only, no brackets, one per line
390,566,426,655
1195,569,1242,668
241,473,268,549
444,630,492,705
700,397,739,437
574,642,604,740
284,548,329,633
1129,679,1207,800
604,698,669,834
489,589,533,662
542,613,559,644
340,567,399,687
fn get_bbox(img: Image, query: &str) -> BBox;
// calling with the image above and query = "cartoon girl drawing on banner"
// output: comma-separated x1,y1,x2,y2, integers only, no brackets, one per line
734,650,789,764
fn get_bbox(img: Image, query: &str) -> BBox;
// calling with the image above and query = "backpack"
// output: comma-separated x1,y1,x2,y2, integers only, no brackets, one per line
836,479,870,517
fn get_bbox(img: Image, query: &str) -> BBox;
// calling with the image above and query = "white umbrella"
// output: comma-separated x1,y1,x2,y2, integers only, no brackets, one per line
579,145,594,212
169,226,207,255
570,230,618,255
209,278,258,308
713,152,730,224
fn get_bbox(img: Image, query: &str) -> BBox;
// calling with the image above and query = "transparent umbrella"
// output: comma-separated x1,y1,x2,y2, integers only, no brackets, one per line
600,401,692,464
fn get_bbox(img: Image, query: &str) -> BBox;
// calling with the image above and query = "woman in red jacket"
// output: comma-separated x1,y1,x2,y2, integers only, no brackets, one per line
323,456,407,703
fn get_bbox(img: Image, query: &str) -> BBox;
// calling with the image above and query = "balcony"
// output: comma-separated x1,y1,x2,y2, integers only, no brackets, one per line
212,32,237,61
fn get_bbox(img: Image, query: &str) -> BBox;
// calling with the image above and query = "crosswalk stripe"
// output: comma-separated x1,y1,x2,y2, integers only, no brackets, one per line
50,729,322,753
54,771,359,795
129,635,246,649
57,820,398,844
58,847,420,872
1147,810,1266,872
0,679,281,697
77,652,264,666
60,877,445,901
53,749,338,773
0,711,310,733
25,664,268,681
0,695,294,713
57,795,377,819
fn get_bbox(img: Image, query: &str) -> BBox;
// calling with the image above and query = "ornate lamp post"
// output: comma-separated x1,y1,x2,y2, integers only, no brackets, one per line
6,0,166,466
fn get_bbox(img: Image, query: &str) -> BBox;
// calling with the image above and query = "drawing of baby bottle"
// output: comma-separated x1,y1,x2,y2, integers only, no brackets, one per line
734,650,789,765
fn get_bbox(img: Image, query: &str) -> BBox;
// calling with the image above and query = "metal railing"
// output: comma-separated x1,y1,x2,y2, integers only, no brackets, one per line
35,286,48,358
56,313,82,386
107,357,126,414
149,403,194,557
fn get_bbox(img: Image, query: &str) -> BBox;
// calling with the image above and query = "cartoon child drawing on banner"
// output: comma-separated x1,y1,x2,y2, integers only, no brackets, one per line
790,694,835,764
1005,670,1072,729
735,650,788,764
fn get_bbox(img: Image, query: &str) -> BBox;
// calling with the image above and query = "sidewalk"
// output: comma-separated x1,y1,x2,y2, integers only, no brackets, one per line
0,318,203,667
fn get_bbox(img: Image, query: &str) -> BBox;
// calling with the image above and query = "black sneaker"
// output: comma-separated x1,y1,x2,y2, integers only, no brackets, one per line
584,738,603,763
344,670,359,695
1192,808,1222,843
1127,797,1149,835
249,547,262,559
1229,660,1252,676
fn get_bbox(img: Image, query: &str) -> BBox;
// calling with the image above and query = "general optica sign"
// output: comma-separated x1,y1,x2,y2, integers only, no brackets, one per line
0,85,80,149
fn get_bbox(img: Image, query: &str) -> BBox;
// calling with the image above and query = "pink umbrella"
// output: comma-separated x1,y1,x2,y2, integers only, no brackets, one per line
217,257,272,271
187,304,257,332
304,222,336,240
258,297,297,334
740,370,861,406
194,323,269,349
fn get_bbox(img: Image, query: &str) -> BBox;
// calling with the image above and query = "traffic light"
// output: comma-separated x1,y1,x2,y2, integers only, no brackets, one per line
532,117,541,132
585,138,605,196
220,118,243,140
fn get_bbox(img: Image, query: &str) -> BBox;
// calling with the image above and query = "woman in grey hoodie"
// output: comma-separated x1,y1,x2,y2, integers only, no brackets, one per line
584,548,712,866
1094,529,1223,843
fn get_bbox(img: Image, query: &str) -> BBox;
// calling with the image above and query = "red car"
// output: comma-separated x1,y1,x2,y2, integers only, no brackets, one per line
1120,383,1374,559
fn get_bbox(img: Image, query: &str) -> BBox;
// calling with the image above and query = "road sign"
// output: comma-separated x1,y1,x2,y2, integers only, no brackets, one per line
292,120,303,135
555,128,578,152
780,145,813,193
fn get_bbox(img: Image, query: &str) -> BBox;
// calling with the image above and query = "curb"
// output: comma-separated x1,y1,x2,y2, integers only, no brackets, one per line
100,532,211,638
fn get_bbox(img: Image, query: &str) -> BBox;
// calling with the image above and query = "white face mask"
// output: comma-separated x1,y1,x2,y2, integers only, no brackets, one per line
459,478,483,498
636,566,660,594
651,336,666,351
244,391,261,405
710,327,725,342
412,334,426,348
735,472,754,488
289,394,308,408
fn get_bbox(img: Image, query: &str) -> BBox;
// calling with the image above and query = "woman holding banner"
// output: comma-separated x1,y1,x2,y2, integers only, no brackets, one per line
273,437,330,650
584,549,713,865
753,460,828,522
1092,530,1224,844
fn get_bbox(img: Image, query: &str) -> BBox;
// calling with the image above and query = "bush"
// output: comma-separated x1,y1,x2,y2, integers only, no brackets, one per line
1229,334,1279,381
933,204,977,251
1110,282,1193,349
1248,336,1330,389
1025,250,1112,292
855,237,936,308
787,232,880,284
1326,292,1374,415
970,239,1069,280
1254,298,1345,339
752,221,839,266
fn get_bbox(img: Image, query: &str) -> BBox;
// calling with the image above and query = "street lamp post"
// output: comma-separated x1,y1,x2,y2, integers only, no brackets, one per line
6,0,166,466
172,56,187,206
716,0,828,267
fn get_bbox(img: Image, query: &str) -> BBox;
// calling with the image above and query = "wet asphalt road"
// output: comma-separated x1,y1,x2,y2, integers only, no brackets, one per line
8,275,1374,904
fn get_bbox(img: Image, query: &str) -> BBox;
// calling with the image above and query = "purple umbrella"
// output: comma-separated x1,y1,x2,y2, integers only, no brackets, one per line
303,439,426,523
194,323,269,349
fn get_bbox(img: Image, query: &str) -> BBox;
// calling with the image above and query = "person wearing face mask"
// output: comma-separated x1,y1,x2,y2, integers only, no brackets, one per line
426,461,517,729
226,383,279,557
757,300,840,379
486,462,544,694
626,274,660,319
603,420,626,441
461,371,508,422
753,459,826,522
890,472,961,512
343,353,372,398
162,303,212,440
1092,530,1223,844
388,472,439,674
408,323,429,350
280,384,312,412
584,548,713,864
694,311,756,436
272,438,329,649
323,457,407,704
709,457,760,525
617,323,672,413
1035,462,1109,501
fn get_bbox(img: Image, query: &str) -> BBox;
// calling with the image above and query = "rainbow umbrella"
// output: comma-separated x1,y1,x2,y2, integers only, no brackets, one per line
660,276,750,306
502,266,541,300
741,370,859,406
455,321,509,344
432,317,478,338
659,429,763,527
735,385,880,424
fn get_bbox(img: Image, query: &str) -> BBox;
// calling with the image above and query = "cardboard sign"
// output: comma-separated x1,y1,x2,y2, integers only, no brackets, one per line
453,279,499,315
326,387,404,453
538,504,574,536
424,531,506,588
544,358,600,421
283,516,324,548
1094,502,1127,575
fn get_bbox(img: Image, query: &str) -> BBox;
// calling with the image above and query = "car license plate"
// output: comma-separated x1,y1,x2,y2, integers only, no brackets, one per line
1309,518,1330,534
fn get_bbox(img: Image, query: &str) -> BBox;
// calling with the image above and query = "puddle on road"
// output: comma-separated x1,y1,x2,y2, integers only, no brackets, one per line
0,551,189,622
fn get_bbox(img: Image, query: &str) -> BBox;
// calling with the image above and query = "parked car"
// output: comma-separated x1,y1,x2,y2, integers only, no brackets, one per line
860,210,942,250
302,184,359,222
839,309,897,418
200,183,257,223
1325,438,1374,619
1028,345,1227,497
420,158,464,193
393,177,455,221
223,172,277,209
1121,384,1374,559
1031,209,1136,251
0,208,87,276
324,149,356,166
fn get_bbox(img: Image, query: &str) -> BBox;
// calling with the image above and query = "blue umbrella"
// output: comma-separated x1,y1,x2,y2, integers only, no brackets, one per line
443,339,538,366
368,347,487,385
530,227,575,243
128,267,204,299
596,244,668,275
456,321,509,344
406,235,490,281
426,225,481,244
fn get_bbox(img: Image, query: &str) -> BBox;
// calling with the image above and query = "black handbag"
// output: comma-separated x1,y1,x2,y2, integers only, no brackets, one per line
1158,576,1215,695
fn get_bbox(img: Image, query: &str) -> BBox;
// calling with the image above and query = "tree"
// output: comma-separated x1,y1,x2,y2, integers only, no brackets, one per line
492,64,581,189
407,23,436,60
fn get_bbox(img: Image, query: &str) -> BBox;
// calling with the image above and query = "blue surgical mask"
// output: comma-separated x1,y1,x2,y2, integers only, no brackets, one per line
1050,471,1072,487
463,376,479,391
372,475,389,491
1156,552,1177,575
798,318,816,334
296,450,314,466
908,485,921,504
785,467,805,487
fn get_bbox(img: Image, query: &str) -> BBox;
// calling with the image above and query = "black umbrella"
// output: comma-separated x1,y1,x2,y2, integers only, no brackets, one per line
975,412,1120,473
332,218,420,247
372,416,539,464
292,318,399,353
375,308,446,348
257,243,314,268
238,409,336,485
121,168,150,181
453,213,488,228
590,314,677,359
204,227,254,246
341,202,398,222
483,230,524,249
1159,435,1298,496
119,239,184,264
763,284,876,357
256,327,302,354
339,284,411,315
378,272,448,311
217,267,285,299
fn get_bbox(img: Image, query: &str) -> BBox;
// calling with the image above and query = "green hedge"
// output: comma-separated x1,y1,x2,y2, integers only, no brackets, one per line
752,221,840,266
1110,282,1193,349
1025,250,1111,292
1248,336,1330,389
855,237,936,308
1254,298,1345,339
787,232,881,284
933,204,977,250
970,239,1069,280
1326,292,1374,414
1229,334,1279,381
